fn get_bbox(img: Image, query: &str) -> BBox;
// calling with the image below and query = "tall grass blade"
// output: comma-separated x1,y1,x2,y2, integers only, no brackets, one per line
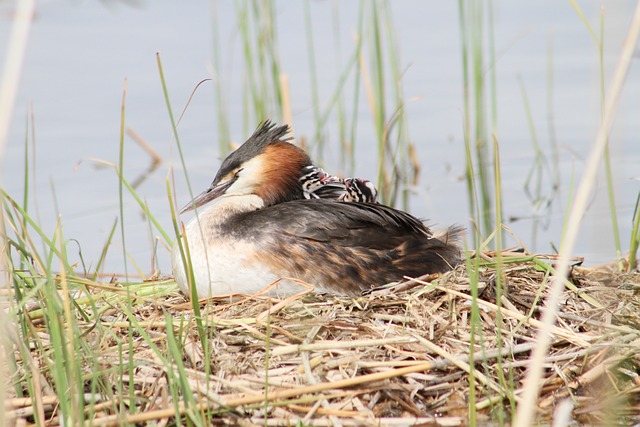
235,1,283,127
167,178,206,343
471,1,493,240
0,0,35,163
380,1,411,209
167,176,212,414
492,135,517,423
629,191,640,270
304,0,321,140
115,78,139,416
459,0,477,247
369,3,388,202
346,3,366,175
570,0,622,268
597,10,623,267
464,242,480,427
458,0,496,246
117,79,129,281
518,75,555,250
157,53,194,213
330,3,349,172
316,48,361,135
21,114,29,266
210,1,231,154
164,311,201,424
2,190,73,273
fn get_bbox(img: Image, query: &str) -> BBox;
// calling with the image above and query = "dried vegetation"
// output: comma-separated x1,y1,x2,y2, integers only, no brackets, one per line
4,253,640,426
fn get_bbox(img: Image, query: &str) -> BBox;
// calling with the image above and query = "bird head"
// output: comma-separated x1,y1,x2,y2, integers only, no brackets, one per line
180,121,312,214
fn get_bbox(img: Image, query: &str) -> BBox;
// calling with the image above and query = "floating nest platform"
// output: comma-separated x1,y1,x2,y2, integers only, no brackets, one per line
5,253,640,426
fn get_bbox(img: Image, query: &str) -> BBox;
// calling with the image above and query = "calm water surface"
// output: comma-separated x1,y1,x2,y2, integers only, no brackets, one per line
1,1,639,276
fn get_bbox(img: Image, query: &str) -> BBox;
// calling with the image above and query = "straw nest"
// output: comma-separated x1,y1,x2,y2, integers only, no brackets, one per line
5,252,640,426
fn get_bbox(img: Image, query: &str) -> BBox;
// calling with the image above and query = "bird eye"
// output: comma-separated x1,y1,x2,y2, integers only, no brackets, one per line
234,168,244,177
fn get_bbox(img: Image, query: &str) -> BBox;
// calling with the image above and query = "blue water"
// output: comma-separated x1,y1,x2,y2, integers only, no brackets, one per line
1,1,638,276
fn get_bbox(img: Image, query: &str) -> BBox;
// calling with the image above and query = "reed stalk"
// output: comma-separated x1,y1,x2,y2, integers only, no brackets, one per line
459,0,496,246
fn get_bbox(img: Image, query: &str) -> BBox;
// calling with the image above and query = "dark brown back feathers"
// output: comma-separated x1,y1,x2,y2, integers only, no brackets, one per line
224,199,462,295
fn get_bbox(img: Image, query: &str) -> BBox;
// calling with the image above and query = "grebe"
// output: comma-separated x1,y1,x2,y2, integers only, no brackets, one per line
299,165,379,203
339,178,378,203
172,121,461,298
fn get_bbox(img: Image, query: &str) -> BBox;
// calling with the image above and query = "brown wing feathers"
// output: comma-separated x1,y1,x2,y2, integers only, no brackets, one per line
230,199,461,294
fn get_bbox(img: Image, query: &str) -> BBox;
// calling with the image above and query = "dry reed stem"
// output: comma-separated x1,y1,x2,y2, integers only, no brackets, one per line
0,0,35,162
427,281,591,346
126,128,162,166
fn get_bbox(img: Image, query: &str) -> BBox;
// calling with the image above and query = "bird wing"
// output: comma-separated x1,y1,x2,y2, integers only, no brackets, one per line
224,199,461,296
237,199,433,250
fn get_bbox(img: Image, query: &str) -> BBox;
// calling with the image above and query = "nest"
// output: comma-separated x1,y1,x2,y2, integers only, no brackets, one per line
5,253,640,426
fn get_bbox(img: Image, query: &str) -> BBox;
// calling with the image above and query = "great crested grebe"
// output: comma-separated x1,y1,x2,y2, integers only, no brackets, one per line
299,165,379,203
172,121,461,298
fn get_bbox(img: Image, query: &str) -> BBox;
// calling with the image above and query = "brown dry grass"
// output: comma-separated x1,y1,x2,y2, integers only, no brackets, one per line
4,253,640,426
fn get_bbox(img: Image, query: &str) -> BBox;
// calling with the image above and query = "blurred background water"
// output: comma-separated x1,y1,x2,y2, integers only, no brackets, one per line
1,0,638,277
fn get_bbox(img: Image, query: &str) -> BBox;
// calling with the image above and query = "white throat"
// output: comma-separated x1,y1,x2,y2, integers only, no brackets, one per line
195,193,265,225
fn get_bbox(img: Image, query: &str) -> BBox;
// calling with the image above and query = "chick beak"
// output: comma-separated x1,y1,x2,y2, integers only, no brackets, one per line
178,177,236,214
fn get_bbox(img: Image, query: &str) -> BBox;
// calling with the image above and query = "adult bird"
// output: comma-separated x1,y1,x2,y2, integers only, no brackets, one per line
173,121,461,298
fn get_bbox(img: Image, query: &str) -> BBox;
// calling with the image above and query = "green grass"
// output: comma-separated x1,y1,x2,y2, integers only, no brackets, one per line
459,0,496,246
630,192,640,270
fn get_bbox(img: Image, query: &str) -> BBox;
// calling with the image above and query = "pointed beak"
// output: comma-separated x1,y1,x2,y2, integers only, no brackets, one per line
178,177,236,214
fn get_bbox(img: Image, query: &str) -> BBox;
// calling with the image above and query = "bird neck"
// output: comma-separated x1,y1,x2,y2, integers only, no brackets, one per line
195,194,265,226
252,143,310,206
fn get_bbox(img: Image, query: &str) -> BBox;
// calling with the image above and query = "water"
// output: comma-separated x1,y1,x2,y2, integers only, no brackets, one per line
1,1,639,277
